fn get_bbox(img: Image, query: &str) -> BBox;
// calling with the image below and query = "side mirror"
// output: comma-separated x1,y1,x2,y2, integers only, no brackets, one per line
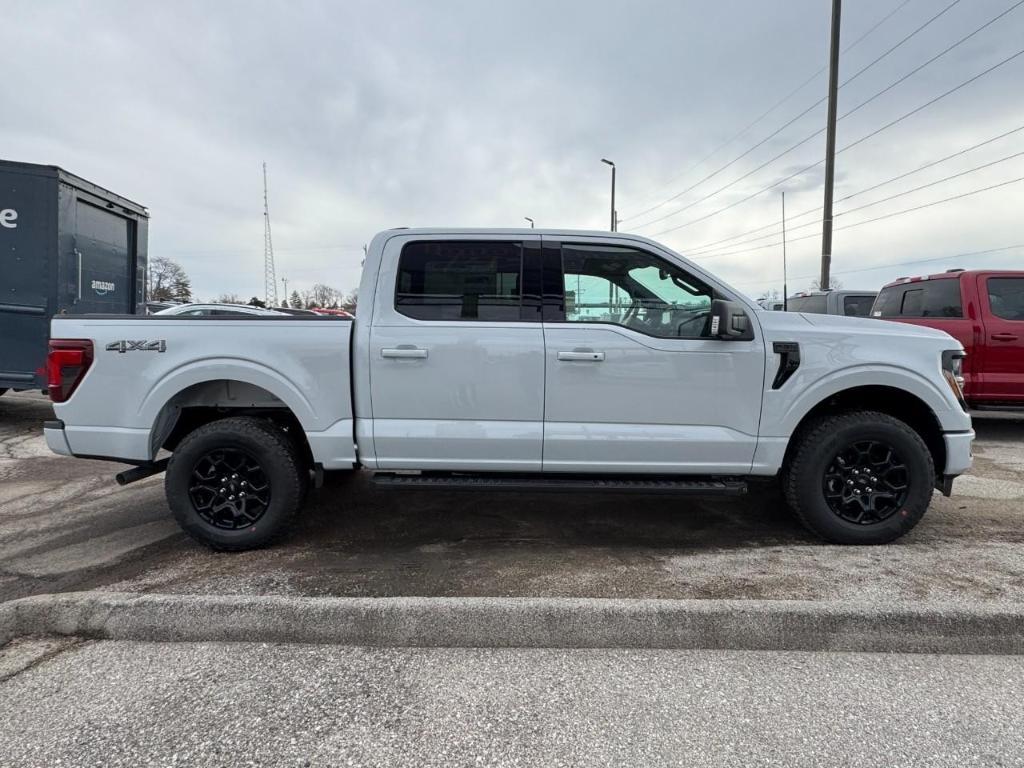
710,299,754,340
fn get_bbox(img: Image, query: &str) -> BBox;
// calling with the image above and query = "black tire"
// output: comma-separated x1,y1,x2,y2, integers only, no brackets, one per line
165,416,308,551
783,410,934,545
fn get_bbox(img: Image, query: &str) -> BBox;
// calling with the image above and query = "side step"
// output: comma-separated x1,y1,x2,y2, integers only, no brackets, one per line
371,472,747,495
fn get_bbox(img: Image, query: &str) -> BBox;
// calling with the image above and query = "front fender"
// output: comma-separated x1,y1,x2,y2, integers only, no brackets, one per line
762,363,967,437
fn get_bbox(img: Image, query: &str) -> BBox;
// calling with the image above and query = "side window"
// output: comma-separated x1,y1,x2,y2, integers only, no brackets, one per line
843,295,875,317
787,294,827,313
396,241,522,321
988,277,1024,321
872,286,904,317
560,244,714,338
901,289,924,316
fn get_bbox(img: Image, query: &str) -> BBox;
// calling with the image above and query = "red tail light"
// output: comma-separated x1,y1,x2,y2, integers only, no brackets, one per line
47,339,94,403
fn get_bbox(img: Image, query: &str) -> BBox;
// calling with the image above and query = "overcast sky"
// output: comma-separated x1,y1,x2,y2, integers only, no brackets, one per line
3,0,1022,302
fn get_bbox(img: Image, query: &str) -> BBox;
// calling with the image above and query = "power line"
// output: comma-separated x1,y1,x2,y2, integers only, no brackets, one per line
732,244,1024,289
638,3,1023,233
648,43,1024,238
685,122,1024,255
625,1,915,219
624,0,962,225
695,174,1024,261
689,141,1024,256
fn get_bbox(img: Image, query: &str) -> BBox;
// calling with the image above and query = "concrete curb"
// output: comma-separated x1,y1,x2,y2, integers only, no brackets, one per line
3,592,1024,654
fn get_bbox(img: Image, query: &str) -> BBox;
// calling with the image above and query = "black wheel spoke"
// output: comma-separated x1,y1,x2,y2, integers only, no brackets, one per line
187,448,271,530
820,438,909,526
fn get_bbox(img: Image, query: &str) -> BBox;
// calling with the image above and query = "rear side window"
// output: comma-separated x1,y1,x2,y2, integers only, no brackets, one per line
873,280,962,318
842,295,875,317
396,241,522,321
787,294,827,313
988,278,1024,321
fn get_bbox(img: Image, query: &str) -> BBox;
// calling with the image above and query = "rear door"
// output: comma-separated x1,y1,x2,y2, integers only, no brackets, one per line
71,200,136,315
368,234,546,470
540,237,765,474
977,274,1024,403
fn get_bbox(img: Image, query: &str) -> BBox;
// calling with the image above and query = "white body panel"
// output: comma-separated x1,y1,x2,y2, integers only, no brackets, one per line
48,228,973,481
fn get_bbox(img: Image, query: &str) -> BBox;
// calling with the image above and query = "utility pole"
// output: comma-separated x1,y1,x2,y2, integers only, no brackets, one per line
263,162,279,307
781,192,789,311
819,0,842,291
601,158,616,231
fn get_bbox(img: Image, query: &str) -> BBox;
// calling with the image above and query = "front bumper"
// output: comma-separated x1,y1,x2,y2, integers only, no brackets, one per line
944,430,974,476
43,419,72,456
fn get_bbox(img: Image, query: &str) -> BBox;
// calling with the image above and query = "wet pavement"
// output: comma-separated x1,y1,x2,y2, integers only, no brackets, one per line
2,391,1023,605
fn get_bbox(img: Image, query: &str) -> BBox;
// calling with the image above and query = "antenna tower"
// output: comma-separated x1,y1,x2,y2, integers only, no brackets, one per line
263,162,278,307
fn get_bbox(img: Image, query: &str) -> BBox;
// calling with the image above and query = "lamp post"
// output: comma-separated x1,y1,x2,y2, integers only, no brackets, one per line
601,158,616,231
524,217,534,228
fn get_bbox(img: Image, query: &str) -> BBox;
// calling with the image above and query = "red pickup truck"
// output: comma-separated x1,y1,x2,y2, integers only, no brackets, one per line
872,270,1024,408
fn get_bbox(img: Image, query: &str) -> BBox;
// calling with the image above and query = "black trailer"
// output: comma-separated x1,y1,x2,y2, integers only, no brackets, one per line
0,160,148,394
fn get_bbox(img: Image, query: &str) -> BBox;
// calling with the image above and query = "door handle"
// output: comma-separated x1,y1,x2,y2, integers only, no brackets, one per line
557,350,605,362
381,347,428,359
991,333,1019,342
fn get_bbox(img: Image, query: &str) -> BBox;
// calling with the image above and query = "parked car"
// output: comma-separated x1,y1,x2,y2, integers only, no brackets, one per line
311,307,354,318
154,303,284,317
872,269,1024,408
274,307,320,316
786,290,878,317
44,229,972,549
145,301,182,314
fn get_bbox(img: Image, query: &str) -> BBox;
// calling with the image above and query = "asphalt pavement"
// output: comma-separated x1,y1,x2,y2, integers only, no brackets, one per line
2,390,1023,605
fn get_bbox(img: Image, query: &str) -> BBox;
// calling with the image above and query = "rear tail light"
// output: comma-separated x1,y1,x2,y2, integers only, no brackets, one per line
47,339,94,403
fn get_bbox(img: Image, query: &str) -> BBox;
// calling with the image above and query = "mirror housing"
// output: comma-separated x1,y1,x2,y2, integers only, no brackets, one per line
710,299,754,340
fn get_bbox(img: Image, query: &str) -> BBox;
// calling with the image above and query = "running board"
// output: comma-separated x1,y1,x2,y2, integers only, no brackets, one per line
371,472,747,495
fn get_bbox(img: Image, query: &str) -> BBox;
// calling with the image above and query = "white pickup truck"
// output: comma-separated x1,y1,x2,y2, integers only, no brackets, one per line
44,229,974,549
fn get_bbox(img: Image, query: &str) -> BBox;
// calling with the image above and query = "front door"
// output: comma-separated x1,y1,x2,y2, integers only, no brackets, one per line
978,274,1024,403
541,238,764,474
368,235,546,470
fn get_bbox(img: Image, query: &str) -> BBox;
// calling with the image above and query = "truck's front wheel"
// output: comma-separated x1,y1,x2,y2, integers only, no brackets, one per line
165,416,307,551
784,411,934,544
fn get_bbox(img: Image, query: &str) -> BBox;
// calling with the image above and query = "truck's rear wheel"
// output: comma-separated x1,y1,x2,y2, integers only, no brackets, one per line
165,416,307,551
784,411,934,544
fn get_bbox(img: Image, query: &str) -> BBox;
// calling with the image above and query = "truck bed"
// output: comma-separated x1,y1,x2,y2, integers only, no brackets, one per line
47,314,356,468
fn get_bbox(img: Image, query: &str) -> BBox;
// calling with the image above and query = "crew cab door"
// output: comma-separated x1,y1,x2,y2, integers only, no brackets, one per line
367,234,545,470
540,237,765,474
977,274,1024,403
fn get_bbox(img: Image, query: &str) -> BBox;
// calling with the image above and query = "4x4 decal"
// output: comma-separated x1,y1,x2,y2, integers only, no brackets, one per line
105,340,167,353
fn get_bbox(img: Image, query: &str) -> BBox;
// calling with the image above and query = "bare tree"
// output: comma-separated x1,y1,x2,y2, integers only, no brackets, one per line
808,277,842,291
215,293,245,304
309,283,341,308
341,288,358,312
149,257,192,302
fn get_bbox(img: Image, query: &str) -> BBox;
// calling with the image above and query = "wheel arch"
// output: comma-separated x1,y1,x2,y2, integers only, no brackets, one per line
781,384,946,478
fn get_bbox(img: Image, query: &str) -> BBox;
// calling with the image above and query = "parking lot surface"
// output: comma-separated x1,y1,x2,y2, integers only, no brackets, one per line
2,640,1023,767
2,390,1023,605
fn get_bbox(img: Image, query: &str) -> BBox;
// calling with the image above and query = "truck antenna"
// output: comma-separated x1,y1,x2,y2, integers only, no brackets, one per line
263,162,279,307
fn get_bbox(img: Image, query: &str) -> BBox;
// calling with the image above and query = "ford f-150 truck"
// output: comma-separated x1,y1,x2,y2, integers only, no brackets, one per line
43,229,974,549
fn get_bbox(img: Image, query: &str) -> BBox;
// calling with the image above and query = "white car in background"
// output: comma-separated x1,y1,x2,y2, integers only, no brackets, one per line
154,303,284,317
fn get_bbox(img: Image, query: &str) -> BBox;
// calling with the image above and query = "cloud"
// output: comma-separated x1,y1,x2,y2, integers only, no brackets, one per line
2,0,1022,301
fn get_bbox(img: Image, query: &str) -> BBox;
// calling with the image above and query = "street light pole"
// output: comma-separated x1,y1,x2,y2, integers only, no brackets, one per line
601,158,616,231
524,217,534,228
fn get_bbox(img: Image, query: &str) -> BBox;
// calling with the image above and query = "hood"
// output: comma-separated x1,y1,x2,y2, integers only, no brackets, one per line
757,309,958,343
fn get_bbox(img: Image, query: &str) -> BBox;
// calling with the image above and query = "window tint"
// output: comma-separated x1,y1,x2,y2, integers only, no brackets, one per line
873,280,962,318
787,294,827,313
560,244,713,338
843,294,875,317
396,241,522,321
988,278,1024,321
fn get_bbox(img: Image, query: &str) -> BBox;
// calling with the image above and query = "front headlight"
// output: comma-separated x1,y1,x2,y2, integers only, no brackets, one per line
942,350,967,411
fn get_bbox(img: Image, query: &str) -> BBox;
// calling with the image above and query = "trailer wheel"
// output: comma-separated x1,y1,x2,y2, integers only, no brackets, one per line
165,416,307,551
783,410,934,544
